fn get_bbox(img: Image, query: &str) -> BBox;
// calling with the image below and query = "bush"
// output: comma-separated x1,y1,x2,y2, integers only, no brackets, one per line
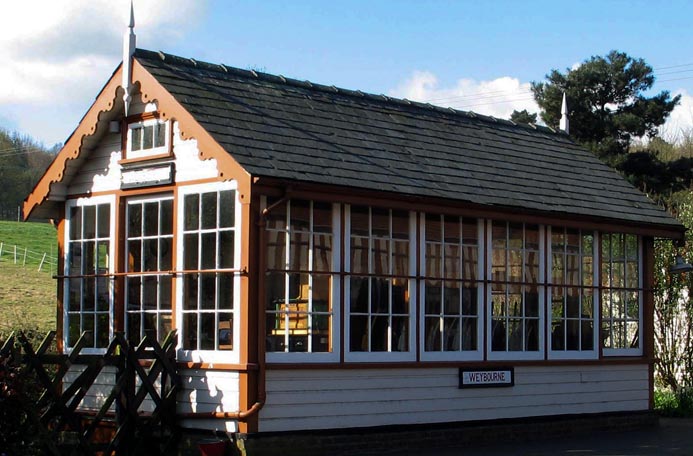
655,388,693,417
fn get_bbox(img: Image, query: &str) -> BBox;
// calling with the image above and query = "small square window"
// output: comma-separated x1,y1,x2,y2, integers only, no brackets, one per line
127,119,168,159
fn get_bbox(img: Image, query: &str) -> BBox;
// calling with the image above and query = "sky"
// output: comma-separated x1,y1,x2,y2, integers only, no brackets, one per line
3,0,693,148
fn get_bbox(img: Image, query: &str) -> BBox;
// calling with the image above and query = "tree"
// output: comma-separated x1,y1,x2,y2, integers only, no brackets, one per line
531,51,680,163
510,109,537,125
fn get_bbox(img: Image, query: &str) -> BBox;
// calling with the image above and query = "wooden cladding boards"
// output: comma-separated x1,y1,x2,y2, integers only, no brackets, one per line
260,365,649,432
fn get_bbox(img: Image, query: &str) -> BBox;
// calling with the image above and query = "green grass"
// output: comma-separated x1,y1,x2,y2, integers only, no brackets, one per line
0,221,57,338
0,220,57,259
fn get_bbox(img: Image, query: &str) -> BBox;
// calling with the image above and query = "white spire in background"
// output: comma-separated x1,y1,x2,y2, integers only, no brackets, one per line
122,0,136,116
559,91,569,134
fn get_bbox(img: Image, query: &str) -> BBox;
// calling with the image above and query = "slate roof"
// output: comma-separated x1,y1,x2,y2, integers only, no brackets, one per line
135,49,682,230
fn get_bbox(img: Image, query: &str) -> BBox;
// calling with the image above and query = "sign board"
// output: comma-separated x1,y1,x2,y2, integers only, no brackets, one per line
121,162,174,189
459,367,514,389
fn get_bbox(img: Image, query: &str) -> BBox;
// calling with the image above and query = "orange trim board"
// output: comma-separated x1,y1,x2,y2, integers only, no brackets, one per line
24,58,253,221
23,66,125,220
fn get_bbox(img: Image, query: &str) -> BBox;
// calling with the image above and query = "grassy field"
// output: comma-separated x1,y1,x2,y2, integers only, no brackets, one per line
0,221,57,337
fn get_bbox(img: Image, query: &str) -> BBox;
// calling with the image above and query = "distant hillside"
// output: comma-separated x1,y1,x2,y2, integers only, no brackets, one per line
0,128,59,221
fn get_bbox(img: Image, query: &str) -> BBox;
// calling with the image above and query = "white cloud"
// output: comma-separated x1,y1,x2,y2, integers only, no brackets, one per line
660,90,693,143
389,71,540,122
0,0,206,145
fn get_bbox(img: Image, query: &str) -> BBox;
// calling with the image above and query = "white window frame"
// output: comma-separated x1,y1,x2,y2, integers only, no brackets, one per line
344,205,417,363
547,228,599,360
63,195,116,354
126,118,170,160
485,221,545,361
123,194,175,346
176,181,241,364
601,234,643,357
419,216,484,362
264,198,342,363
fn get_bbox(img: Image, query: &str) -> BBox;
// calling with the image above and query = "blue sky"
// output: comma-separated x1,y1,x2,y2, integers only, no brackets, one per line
2,0,693,147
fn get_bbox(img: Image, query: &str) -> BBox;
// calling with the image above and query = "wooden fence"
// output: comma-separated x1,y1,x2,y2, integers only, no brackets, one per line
0,242,57,273
0,330,180,455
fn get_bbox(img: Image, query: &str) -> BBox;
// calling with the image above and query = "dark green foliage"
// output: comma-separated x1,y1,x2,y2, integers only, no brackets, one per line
510,109,538,125
0,336,47,456
655,388,693,417
532,50,679,163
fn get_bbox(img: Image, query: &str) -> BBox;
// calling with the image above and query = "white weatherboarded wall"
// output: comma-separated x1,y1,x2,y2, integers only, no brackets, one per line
177,369,241,433
66,366,241,432
260,364,649,432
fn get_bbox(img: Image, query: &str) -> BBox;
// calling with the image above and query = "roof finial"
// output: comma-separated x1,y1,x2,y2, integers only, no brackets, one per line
559,91,569,134
122,0,136,116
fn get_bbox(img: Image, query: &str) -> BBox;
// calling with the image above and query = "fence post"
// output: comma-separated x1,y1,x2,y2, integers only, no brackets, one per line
0,241,3,258
39,253,47,272
14,245,17,264
23,247,28,266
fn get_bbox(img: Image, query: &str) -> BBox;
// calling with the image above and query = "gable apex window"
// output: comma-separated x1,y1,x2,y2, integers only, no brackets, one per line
126,116,170,160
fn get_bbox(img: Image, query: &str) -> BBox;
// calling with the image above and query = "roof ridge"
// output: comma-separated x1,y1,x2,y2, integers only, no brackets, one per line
133,48,565,138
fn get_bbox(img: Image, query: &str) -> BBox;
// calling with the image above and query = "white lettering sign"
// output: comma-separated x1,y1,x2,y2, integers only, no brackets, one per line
459,368,514,388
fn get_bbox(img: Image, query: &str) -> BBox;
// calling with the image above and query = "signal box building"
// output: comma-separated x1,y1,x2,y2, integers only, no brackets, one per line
25,45,684,442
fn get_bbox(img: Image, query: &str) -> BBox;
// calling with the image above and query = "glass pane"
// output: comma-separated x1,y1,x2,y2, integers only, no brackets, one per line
626,234,638,260
372,208,390,238
201,232,217,269
425,280,442,314
508,223,523,249
97,204,110,238
160,199,173,235
461,316,477,350
200,274,216,309
159,313,172,343
567,320,580,350
350,277,369,313
313,234,332,272
218,273,233,311
392,316,408,351
143,125,154,149
350,315,368,351
371,316,388,351
160,238,172,270
70,206,82,240
444,244,460,279
128,203,142,237
266,272,285,312
183,274,198,310
184,194,199,231
492,318,506,351
289,233,309,271
219,231,235,269
143,313,157,340
290,200,311,232
265,198,286,230
159,276,172,310
462,219,477,244
313,201,332,233
462,246,477,281
426,214,442,242
143,276,157,310
84,206,96,239
350,236,368,274
426,243,442,277
443,282,461,315
392,240,409,276
144,239,158,271
492,221,507,249
372,238,389,275
96,276,109,311
200,313,215,350
219,190,235,228
83,315,95,346
183,313,198,350
525,225,539,250
443,317,460,351
312,275,331,311
131,126,142,151
218,312,233,350
392,279,408,314
566,229,580,254
392,210,409,240
350,206,370,237
461,285,477,315
425,317,441,351
266,230,286,270
526,319,539,351
184,234,199,270
127,313,141,345
154,122,166,148
525,289,539,317
128,240,141,272
144,202,159,237
201,192,218,230
552,253,564,284
371,278,389,314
